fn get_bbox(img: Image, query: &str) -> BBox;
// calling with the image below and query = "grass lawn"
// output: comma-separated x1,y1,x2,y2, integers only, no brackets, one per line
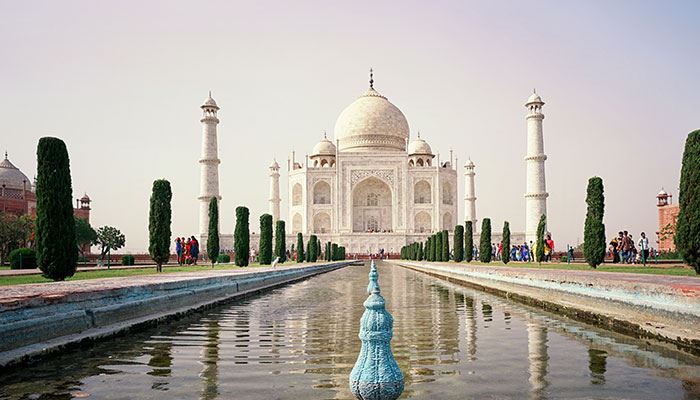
455,261,698,277
0,262,284,286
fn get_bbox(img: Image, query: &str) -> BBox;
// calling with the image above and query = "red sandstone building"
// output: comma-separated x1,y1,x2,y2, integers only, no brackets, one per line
656,189,679,252
0,153,92,251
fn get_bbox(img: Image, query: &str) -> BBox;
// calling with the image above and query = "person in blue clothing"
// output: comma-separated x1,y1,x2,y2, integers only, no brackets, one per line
190,236,200,265
521,242,530,263
175,237,183,265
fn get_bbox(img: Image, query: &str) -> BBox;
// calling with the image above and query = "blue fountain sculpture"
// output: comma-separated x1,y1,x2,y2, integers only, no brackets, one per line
350,260,404,400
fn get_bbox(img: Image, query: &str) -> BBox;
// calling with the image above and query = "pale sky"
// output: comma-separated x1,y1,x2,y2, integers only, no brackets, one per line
1,0,698,252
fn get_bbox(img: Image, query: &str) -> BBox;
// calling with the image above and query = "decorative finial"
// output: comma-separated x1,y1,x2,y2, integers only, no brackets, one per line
367,260,379,294
417,130,421,139
533,88,537,94
323,130,327,139
4,151,7,160
369,68,374,89
350,260,404,400
209,90,212,98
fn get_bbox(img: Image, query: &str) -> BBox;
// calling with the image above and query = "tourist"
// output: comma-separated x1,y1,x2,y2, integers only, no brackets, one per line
190,236,199,265
511,245,518,262
638,232,649,263
620,231,632,264
521,243,529,262
609,235,620,263
497,242,503,261
545,234,554,262
184,237,192,264
528,241,534,262
175,238,183,265
628,235,637,264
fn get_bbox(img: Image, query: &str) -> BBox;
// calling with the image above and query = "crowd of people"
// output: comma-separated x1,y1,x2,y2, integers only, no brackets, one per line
175,236,200,265
485,234,556,262
609,231,651,264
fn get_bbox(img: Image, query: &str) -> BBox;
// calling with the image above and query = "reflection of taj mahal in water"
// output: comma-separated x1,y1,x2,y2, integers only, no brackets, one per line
198,71,547,253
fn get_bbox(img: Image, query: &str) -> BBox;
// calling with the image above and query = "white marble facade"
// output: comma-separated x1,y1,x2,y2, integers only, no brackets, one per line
284,77,458,254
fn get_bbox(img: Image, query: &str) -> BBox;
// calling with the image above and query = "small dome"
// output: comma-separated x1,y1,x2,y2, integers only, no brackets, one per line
80,193,91,202
0,155,31,191
334,87,410,152
269,159,280,169
464,159,475,168
526,91,544,105
407,136,432,155
657,189,668,197
312,136,337,156
201,92,219,109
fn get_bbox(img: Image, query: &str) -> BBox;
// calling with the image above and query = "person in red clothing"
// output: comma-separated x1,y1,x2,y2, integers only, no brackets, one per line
545,234,555,262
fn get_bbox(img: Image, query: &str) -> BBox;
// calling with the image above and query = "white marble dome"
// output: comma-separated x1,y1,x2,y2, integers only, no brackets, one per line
334,88,409,152
202,93,219,109
0,156,31,190
312,136,337,156
408,136,432,155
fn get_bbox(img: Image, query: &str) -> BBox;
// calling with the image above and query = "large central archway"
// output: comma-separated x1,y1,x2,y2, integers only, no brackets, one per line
352,177,393,232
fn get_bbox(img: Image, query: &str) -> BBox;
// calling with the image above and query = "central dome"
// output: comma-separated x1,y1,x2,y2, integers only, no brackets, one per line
334,88,409,152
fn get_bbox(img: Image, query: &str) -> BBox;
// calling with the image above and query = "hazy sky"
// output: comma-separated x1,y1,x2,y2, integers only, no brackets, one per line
1,1,698,252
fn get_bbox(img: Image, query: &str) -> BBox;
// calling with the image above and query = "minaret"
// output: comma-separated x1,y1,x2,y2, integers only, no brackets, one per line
198,92,221,238
525,90,548,243
269,159,281,222
464,158,477,231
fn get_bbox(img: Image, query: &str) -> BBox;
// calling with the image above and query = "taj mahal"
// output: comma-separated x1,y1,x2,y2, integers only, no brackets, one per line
196,71,548,254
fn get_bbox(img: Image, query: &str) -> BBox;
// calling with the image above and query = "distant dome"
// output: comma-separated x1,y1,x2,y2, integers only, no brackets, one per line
334,87,409,152
657,189,668,197
408,136,432,155
0,156,31,191
312,136,337,156
526,91,544,105
269,159,280,169
80,193,91,202
464,159,475,168
201,92,219,109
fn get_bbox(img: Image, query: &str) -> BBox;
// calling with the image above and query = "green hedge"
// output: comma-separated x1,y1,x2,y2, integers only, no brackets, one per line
10,248,37,269
217,254,231,263
121,254,135,266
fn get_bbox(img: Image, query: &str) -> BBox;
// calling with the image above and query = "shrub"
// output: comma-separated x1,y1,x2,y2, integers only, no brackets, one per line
502,221,511,264
217,254,231,263
308,234,318,262
275,220,286,263
535,214,546,264
296,233,305,262
10,248,37,269
465,221,474,262
454,225,464,262
442,230,450,261
675,129,700,274
148,179,172,273
258,214,273,264
479,218,492,263
36,137,78,281
207,197,220,266
121,254,135,266
234,206,250,267
583,177,606,268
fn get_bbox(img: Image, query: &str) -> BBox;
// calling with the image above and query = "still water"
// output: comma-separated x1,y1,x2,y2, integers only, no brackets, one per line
1,262,699,399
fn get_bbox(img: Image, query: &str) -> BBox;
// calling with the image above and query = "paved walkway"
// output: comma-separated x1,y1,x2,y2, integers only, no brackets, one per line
0,263,224,276
0,263,326,308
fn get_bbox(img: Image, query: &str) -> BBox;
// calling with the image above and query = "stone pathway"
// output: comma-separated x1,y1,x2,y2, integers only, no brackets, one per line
0,264,316,307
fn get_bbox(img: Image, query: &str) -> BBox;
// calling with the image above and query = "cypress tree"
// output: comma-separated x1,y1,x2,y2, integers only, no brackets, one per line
432,234,438,261
258,214,273,264
583,177,606,268
275,220,286,263
36,137,78,280
148,179,172,273
454,225,464,262
234,207,250,266
676,130,700,274
326,242,332,261
308,234,318,262
207,197,220,266
418,242,424,261
296,232,305,262
536,214,546,264
465,221,474,263
502,221,511,264
317,238,322,260
332,243,339,260
479,218,492,263
442,230,450,262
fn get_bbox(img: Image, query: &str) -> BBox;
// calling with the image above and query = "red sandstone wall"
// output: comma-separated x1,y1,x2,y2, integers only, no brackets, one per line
657,204,679,252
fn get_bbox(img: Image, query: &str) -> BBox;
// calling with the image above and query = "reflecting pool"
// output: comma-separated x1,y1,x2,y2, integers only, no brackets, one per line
1,262,699,399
